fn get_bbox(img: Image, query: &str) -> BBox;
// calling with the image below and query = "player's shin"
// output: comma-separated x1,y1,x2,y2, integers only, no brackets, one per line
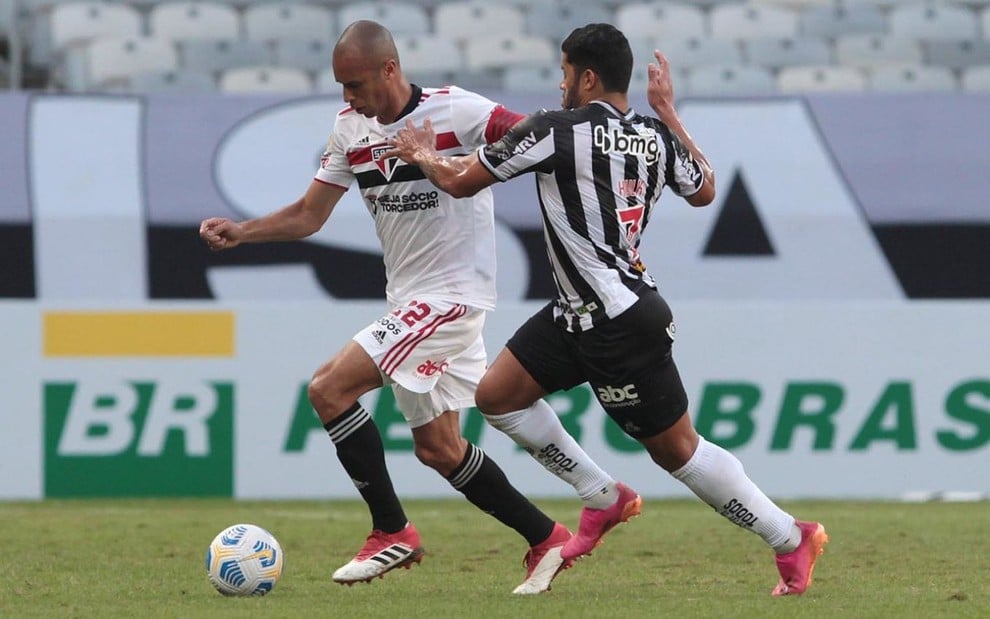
670,437,801,552
484,400,619,509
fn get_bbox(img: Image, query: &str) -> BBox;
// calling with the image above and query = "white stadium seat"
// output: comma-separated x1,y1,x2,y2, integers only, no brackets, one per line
615,3,707,40
463,34,556,72
50,2,142,51
128,68,217,93
961,65,990,92
179,38,270,75
869,65,957,92
394,34,463,75
243,3,335,45
925,40,990,70
658,37,744,69
220,66,313,94
338,2,430,36
799,5,887,38
434,2,525,41
502,63,561,94
710,4,799,40
743,36,832,69
778,65,867,93
835,35,924,68
273,38,333,73
86,36,179,89
525,3,613,41
687,65,776,96
889,3,979,41
149,1,241,42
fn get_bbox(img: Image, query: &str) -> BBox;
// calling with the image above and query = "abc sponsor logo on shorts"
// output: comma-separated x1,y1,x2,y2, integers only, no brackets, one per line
596,384,642,407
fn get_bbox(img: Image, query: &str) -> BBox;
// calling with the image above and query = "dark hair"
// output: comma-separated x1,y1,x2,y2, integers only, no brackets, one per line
561,23,633,93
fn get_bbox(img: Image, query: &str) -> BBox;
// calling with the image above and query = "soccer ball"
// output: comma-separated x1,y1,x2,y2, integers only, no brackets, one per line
205,523,284,596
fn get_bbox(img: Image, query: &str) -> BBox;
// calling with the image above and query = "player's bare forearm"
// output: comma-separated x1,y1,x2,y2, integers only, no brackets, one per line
647,50,715,205
387,118,492,198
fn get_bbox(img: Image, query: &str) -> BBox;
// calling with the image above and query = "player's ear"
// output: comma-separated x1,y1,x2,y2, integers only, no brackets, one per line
582,68,598,93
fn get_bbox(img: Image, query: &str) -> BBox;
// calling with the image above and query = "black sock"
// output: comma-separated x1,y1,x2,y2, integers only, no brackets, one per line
324,403,407,533
447,443,555,547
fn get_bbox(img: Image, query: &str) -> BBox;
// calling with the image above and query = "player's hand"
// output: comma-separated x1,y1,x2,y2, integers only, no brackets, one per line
385,118,437,164
199,217,243,251
647,50,676,114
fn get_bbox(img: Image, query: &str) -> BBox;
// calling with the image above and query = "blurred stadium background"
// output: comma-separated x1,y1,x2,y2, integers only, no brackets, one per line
4,0,990,94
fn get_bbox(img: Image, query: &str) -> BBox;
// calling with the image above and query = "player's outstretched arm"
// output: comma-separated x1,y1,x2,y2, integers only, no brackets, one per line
386,118,497,199
647,50,716,207
199,180,345,251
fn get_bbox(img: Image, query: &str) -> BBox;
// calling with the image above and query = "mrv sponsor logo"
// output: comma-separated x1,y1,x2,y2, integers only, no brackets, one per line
594,125,659,163
44,380,233,497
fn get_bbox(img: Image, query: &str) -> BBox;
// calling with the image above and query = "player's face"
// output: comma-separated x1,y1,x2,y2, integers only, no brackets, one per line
560,54,582,110
333,55,389,120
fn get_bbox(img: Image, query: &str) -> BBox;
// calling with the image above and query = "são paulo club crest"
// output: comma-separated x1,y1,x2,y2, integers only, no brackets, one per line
372,144,399,180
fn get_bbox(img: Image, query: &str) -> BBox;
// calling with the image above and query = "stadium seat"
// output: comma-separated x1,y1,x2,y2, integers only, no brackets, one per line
243,3,335,45
393,34,462,75
777,65,867,92
687,65,776,96
799,5,887,38
889,3,979,41
869,65,957,92
149,1,240,42
981,6,990,39
338,2,429,36
219,65,313,94
128,68,217,93
179,38,270,75
434,3,525,41
710,4,799,40
615,3,707,40
658,36,744,69
961,65,990,91
314,66,343,94
835,35,924,68
85,36,179,90
273,38,332,73
463,34,556,72
925,40,990,69
49,2,142,51
502,63,560,94
525,3,613,41
743,36,831,69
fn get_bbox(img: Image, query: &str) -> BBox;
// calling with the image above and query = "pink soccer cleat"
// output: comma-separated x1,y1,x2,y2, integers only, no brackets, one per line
771,520,828,596
332,523,425,585
561,482,642,561
512,522,574,595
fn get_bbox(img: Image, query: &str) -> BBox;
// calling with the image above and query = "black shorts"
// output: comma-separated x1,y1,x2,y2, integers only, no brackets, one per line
506,289,689,439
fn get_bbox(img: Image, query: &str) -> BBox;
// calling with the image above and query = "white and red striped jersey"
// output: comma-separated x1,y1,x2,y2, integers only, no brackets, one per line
316,85,522,311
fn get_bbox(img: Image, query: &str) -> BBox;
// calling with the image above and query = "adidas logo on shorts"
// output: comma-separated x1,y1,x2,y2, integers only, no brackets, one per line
372,330,387,344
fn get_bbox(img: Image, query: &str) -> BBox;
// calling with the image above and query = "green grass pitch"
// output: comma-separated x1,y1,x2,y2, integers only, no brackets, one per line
1,499,987,618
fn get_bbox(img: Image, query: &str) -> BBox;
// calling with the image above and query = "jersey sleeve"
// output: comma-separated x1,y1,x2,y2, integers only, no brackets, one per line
314,121,353,189
447,86,523,149
477,111,556,182
665,128,705,197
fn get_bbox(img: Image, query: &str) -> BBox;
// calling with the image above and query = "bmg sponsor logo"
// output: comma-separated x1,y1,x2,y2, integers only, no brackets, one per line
593,126,659,163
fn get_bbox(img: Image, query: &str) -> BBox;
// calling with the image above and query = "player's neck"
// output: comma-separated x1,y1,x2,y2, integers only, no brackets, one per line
378,81,415,125
595,92,629,114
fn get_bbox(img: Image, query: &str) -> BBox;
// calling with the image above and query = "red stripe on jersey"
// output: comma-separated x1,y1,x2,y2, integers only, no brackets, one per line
485,106,526,144
346,147,373,166
338,106,354,116
434,131,461,151
380,304,467,376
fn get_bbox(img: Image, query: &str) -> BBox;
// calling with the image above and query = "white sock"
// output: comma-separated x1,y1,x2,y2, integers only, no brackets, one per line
484,400,618,509
671,437,801,552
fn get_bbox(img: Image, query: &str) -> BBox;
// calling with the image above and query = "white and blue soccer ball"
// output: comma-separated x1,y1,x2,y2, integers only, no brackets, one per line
206,523,284,596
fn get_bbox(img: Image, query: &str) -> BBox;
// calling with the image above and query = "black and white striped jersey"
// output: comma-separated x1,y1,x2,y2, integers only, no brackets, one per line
478,100,705,332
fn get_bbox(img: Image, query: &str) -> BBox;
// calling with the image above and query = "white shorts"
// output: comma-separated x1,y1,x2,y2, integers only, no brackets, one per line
353,299,487,428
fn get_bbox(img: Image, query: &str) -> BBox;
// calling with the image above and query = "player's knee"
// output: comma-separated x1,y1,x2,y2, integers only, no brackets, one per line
473,379,506,415
307,366,344,423
413,442,460,475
